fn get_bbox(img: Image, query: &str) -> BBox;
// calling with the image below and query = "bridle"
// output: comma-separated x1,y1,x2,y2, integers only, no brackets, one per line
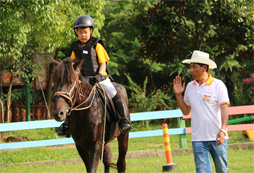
53,75,78,107
52,67,97,115
52,60,108,170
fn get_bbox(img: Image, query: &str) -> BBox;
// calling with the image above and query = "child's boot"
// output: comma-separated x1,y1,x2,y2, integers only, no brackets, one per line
112,93,133,134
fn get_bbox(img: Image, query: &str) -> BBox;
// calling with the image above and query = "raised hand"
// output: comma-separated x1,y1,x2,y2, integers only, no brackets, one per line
173,76,185,95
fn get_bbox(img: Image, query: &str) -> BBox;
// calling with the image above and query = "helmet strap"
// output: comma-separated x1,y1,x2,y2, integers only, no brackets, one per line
74,28,78,37
90,27,94,36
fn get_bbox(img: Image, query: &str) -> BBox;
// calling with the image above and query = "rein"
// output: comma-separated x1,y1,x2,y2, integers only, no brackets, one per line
71,85,96,111
53,64,108,171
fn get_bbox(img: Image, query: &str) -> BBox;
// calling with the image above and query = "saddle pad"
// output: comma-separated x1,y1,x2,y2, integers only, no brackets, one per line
95,87,118,144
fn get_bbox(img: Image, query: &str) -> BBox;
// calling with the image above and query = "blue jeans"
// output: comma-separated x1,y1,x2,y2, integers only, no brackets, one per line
192,140,228,173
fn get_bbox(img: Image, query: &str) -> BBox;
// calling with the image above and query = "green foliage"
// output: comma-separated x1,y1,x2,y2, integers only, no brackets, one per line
0,0,106,82
1,0,253,111
100,1,142,76
132,0,253,62
143,58,166,73
219,56,241,72
0,0,106,114
234,71,254,106
127,0,254,104
1,86,47,105
125,73,174,113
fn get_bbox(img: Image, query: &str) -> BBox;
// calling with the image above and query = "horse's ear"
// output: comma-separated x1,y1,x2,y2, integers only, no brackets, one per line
72,58,84,70
50,56,59,65
72,60,79,70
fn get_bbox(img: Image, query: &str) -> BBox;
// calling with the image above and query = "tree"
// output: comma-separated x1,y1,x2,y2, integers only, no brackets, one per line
101,0,167,90
1,0,42,122
129,0,254,103
0,0,106,120
100,1,142,76
125,73,173,127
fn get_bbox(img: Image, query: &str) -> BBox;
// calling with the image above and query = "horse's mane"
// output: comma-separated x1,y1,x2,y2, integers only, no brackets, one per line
53,58,76,89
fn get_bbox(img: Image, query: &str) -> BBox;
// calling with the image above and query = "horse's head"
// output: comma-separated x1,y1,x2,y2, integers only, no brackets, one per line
51,57,78,122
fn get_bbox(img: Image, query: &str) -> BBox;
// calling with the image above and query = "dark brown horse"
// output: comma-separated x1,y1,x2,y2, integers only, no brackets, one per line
51,58,130,172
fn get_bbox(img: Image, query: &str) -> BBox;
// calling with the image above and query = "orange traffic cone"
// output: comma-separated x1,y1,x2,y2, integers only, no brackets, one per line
162,124,178,172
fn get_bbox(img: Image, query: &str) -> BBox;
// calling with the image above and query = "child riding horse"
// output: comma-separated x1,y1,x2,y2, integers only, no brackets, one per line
58,15,132,137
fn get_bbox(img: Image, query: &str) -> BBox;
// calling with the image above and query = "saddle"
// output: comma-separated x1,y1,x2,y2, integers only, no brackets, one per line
95,85,118,122
95,85,119,144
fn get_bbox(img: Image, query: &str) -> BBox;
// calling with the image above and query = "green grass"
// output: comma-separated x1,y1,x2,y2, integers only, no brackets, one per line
1,148,253,173
0,130,251,165
1,128,58,142
0,147,80,164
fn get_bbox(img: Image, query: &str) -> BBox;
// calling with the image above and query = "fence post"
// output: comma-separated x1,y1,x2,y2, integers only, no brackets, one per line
37,101,42,120
18,100,23,122
12,101,17,122
25,81,31,121
177,117,187,148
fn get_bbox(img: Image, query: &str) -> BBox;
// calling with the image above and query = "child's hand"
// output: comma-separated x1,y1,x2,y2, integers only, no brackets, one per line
93,73,103,83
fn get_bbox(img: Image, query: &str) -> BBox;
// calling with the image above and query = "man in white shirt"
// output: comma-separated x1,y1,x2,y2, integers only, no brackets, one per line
173,50,230,173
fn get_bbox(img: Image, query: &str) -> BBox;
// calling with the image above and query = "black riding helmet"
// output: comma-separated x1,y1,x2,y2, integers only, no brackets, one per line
73,15,95,37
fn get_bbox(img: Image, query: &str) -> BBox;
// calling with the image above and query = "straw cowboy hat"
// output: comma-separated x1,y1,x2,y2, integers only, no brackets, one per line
182,50,217,69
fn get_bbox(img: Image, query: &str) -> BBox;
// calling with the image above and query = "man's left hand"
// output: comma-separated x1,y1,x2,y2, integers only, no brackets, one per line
216,131,225,146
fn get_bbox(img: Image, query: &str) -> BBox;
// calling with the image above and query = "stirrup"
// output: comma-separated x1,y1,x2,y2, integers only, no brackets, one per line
58,124,70,138
120,123,133,134
118,118,133,134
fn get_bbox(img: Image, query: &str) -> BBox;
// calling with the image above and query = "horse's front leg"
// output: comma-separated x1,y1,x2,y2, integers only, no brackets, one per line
88,142,103,173
76,144,90,170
